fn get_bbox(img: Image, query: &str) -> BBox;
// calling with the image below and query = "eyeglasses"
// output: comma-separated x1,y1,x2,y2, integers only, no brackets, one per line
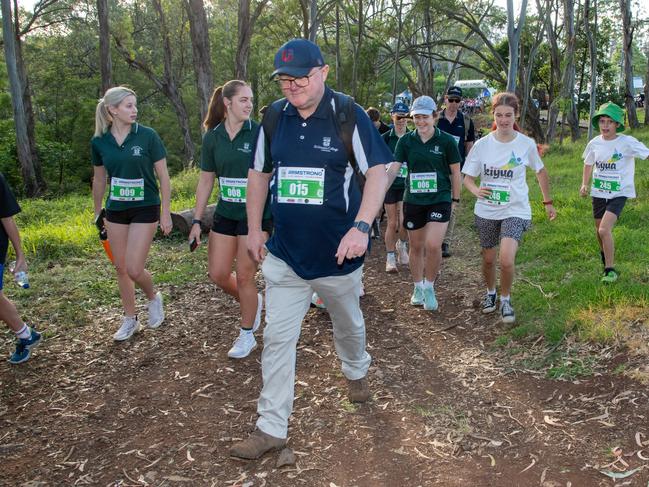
447,98,461,103
275,69,321,89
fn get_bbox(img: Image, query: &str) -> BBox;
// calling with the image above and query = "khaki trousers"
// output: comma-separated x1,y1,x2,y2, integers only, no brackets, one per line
256,253,371,438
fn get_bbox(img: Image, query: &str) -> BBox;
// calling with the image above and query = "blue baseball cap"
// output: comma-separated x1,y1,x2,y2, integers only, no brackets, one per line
410,96,437,116
391,102,410,114
271,39,326,78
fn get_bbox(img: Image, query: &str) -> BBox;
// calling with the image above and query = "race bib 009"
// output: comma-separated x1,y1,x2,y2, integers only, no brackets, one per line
277,167,325,205
110,177,144,201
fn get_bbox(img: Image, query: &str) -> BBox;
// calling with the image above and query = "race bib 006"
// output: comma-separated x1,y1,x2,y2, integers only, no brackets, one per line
277,167,325,205
410,172,438,193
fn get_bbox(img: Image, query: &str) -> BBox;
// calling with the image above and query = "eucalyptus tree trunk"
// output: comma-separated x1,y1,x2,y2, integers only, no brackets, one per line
620,0,638,128
391,0,403,104
558,0,579,141
116,0,195,165
539,0,562,142
335,2,341,89
584,0,597,138
97,0,112,94
506,0,528,92
186,0,213,127
235,0,268,81
1,0,45,196
308,0,318,41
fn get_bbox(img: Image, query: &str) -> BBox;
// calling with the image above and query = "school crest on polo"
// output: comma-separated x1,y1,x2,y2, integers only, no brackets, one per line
237,142,252,154
323,137,331,147
132,146,143,157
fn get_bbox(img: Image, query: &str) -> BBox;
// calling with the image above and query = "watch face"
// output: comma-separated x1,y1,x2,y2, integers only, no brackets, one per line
355,221,371,233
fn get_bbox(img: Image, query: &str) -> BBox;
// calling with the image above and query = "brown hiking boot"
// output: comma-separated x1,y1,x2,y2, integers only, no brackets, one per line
230,429,286,459
347,377,370,403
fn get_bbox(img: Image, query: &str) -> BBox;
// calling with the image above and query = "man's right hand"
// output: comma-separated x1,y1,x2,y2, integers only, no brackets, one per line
247,228,267,263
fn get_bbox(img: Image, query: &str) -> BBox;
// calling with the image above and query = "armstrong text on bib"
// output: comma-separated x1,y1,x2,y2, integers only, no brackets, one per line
277,167,325,205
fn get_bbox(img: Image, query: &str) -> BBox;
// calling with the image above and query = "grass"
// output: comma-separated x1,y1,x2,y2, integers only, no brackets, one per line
457,124,649,352
4,169,213,330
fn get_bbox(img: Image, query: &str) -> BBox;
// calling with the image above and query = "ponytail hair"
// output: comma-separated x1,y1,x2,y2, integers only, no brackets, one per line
203,80,249,131
94,86,137,137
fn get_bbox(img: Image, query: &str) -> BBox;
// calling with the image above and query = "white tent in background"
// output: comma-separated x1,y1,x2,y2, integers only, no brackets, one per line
454,80,496,97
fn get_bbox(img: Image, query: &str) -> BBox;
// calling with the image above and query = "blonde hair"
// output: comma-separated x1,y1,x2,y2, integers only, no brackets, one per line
94,86,137,137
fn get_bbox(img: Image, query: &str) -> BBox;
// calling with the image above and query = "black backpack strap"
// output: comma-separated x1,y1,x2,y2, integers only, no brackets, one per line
332,91,366,190
261,98,288,145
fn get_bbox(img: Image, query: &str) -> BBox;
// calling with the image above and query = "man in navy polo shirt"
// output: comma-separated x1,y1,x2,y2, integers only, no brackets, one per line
438,86,476,257
231,38,393,459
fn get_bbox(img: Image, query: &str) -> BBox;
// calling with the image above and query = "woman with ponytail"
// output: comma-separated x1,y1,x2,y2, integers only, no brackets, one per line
91,86,172,341
189,80,271,359
462,92,556,324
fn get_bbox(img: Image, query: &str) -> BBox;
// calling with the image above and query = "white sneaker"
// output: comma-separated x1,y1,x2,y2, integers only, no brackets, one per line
252,293,263,333
148,292,165,329
227,329,257,359
385,253,397,273
360,280,365,297
113,316,140,341
311,292,326,309
397,240,409,265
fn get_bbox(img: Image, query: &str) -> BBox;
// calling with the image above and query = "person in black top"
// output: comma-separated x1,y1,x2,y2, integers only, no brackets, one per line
366,107,391,134
437,86,476,257
0,174,42,364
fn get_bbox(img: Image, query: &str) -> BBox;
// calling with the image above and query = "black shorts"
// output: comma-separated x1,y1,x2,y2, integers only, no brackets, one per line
384,187,404,205
592,196,627,219
403,202,452,230
106,205,160,224
211,213,273,237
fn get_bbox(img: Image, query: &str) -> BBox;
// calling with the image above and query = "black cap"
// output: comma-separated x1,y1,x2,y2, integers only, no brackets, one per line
447,86,463,97
271,39,325,78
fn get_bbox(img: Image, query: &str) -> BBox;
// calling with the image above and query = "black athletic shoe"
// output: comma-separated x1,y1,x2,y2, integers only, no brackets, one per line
442,243,451,258
482,293,497,314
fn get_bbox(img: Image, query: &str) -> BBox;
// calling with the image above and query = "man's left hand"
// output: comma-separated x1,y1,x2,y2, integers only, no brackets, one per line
335,227,369,265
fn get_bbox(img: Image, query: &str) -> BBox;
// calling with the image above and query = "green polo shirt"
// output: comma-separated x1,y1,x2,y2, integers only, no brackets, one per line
91,123,167,211
200,120,270,221
382,128,408,191
394,128,461,205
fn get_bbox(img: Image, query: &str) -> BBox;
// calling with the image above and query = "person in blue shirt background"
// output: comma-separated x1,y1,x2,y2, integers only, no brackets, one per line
231,38,393,459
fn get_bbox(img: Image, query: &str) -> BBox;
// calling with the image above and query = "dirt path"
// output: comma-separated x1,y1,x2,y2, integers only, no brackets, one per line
2,222,649,486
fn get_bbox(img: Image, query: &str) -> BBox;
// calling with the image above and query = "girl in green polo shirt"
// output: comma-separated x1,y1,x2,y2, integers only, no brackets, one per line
387,96,462,312
91,86,172,342
189,80,271,360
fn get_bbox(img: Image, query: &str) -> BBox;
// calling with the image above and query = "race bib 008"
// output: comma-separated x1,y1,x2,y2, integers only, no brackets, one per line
219,177,247,203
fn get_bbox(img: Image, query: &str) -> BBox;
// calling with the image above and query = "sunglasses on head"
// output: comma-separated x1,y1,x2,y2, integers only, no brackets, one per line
447,98,461,103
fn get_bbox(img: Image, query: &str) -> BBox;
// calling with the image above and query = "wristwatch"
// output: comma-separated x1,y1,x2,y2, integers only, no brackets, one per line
352,221,371,234
191,218,202,226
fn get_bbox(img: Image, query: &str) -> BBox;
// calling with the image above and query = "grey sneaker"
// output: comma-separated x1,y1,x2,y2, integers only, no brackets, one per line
385,253,397,273
397,240,409,265
500,300,515,324
230,429,287,459
410,286,424,306
113,316,140,341
147,292,165,329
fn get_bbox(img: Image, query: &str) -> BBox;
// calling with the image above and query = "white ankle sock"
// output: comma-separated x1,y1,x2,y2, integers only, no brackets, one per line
15,324,31,340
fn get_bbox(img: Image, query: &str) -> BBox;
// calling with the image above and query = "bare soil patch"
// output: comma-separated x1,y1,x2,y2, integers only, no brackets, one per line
2,222,649,486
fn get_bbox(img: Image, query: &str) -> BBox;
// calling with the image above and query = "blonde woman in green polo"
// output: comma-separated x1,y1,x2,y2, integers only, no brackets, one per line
189,80,271,359
92,86,172,341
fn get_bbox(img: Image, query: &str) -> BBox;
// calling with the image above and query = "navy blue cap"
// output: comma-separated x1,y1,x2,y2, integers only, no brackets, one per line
447,86,463,97
391,102,410,114
272,39,325,78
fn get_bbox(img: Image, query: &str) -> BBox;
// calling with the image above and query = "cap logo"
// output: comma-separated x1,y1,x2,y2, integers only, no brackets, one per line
281,49,294,63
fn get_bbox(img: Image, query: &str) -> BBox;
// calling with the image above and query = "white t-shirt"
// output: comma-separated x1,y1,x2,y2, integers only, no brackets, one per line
462,132,544,220
583,134,649,199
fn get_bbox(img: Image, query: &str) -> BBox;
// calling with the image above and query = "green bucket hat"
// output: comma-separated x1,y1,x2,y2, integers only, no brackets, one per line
592,102,625,132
